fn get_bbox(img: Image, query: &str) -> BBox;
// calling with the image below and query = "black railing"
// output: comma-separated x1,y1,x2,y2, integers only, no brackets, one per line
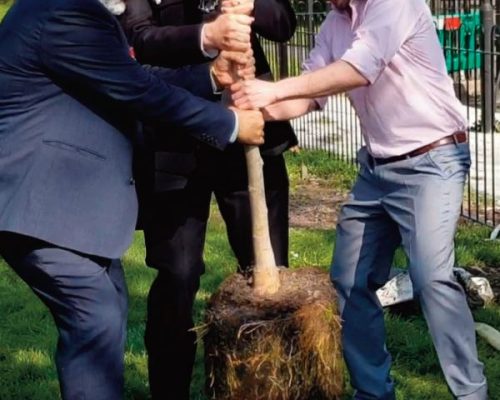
261,0,500,227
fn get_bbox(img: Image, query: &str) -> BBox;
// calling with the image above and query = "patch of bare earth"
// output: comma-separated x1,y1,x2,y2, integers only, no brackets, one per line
289,178,346,230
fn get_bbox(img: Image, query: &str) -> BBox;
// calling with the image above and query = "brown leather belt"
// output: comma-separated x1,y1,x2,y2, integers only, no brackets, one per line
372,131,467,165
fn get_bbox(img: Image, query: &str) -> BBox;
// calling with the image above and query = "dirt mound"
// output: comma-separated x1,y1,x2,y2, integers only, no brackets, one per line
203,267,344,400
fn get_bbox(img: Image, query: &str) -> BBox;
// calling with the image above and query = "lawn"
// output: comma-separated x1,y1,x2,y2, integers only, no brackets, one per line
0,1,11,21
0,151,499,399
0,0,498,395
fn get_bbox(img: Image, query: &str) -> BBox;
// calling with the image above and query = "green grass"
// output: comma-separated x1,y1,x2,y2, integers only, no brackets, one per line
286,149,358,192
0,151,499,399
0,1,11,21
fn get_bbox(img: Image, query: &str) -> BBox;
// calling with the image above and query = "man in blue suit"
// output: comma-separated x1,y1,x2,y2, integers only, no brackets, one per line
0,0,262,398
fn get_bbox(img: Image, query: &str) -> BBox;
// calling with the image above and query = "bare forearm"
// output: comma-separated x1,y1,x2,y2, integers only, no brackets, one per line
231,60,367,111
275,60,368,102
263,98,317,121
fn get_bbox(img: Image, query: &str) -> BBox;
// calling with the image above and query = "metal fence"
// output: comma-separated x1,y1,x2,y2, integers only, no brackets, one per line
260,0,500,227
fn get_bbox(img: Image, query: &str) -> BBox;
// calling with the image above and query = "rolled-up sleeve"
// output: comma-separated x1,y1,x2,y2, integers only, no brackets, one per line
341,0,420,83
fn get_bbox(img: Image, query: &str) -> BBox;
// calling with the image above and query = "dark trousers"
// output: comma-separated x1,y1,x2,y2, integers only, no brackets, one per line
142,149,290,400
0,232,128,400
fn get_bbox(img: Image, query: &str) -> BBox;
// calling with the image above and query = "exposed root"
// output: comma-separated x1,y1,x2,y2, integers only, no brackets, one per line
203,267,344,400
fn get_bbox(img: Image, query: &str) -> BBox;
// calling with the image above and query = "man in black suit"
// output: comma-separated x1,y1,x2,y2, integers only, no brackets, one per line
0,0,263,398
120,0,297,398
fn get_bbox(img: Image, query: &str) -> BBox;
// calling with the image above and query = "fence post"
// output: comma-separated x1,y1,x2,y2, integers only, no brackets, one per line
481,0,495,134
278,43,289,79
307,0,314,36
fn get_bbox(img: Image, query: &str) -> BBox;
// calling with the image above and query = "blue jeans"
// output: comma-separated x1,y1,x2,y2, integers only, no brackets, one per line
331,143,488,400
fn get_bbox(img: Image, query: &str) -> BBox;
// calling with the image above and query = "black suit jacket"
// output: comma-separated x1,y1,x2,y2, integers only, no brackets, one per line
0,0,236,258
120,0,298,190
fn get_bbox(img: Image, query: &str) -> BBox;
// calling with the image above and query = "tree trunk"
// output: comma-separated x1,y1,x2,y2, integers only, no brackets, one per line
225,5,280,294
244,144,280,295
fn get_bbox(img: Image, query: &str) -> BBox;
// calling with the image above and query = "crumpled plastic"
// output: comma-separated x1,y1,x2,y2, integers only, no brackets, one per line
376,267,495,308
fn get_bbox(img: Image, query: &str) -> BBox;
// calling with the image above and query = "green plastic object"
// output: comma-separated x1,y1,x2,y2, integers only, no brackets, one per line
433,11,482,72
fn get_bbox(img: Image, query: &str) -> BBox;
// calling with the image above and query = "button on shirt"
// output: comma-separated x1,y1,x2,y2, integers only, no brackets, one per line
303,0,467,158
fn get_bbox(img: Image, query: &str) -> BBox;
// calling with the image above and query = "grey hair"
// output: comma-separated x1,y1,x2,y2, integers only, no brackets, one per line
98,0,127,15
98,0,163,15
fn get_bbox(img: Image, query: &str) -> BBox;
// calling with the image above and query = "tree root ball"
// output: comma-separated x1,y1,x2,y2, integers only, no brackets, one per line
203,267,344,400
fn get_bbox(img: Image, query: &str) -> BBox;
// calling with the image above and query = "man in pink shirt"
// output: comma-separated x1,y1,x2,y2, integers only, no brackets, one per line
231,0,489,398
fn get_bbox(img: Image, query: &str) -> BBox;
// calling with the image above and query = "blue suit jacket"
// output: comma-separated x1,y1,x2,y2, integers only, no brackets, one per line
0,0,235,258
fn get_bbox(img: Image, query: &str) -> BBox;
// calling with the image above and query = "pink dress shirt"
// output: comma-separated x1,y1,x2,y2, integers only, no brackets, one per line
303,0,468,158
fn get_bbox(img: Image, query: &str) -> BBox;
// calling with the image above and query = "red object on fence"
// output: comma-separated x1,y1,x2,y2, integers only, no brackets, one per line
444,16,461,31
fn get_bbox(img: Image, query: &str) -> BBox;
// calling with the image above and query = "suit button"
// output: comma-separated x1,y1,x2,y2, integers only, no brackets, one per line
129,178,135,185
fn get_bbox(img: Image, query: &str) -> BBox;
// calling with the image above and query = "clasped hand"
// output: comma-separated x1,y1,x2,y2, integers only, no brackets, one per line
211,49,255,88
204,3,254,53
230,79,277,110
208,0,267,146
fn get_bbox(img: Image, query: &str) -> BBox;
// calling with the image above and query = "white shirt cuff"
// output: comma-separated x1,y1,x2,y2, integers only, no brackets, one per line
229,110,239,143
209,67,223,95
200,24,219,59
